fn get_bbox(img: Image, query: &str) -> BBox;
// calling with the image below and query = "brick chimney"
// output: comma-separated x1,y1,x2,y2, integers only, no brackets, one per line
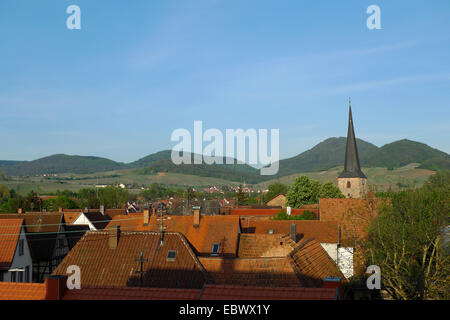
143,209,150,226
152,207,156,216
290,223,296,242
323,276,342,299
193,206,200,228
109,226,120,250
45,275,68,300
58,207,63,213
18,208,22,214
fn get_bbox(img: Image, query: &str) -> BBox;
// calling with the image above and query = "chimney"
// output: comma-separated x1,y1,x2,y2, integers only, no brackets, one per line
45,275,68,300
58,207,63,213
18,208,22,214
193,206,200,228
290,223,296,242
143,209,150,226
109,226,120,250
152,207,156,216
100,205,105,216
323,277,342,299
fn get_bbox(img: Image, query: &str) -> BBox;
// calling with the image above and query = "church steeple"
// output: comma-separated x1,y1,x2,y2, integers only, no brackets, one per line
338,98,367,179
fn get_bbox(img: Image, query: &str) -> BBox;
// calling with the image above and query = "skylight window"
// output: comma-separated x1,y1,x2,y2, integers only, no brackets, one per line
167,250,176,261
268,229,274,234
212,243,220,255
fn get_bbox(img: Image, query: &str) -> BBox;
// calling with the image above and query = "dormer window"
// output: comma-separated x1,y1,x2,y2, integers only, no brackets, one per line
212,243,220,255
167,250,176,261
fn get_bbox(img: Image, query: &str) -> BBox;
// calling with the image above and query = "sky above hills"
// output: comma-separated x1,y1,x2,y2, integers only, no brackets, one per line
1,0,449,163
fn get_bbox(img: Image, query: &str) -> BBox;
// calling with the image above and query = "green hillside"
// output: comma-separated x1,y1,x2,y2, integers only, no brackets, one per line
2,154,126,176
418,157,450,171
135,159,262,184
128,150,173,168
273,138,449,178
275,137,379,176
363,139,449,169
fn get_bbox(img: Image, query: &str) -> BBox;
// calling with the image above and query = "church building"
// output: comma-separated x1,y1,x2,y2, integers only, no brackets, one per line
337,99,367,198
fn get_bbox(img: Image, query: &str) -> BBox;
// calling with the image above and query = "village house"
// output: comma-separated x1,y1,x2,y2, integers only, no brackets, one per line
0,213,70,282
0,219,33,283
266,193,287,208
106,208,241,257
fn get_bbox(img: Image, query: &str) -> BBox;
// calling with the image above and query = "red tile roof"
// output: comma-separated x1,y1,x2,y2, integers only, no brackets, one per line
319,198,382,245
63,286,201,300
52,231,211,289
0,213,64,261
199,257,302,287
230,208,319,217
0,282,46,300
287,237,345,287
0,281,337,300
240,218,339,243
64,212,80,224
200,285,337,300
0,219,23,270
106,214,240,257
237,234,294,258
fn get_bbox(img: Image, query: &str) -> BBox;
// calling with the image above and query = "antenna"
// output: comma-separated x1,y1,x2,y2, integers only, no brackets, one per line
156,203,167,246
135,251,148,287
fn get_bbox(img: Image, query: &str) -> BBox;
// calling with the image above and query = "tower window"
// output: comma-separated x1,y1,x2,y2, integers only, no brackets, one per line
347,181,351,188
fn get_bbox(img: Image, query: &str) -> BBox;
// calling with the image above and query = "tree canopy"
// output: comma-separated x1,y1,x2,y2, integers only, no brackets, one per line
286,176,344,208
364,171,450,300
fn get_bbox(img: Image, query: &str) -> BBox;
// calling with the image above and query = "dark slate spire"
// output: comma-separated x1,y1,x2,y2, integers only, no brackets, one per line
338,98,367,179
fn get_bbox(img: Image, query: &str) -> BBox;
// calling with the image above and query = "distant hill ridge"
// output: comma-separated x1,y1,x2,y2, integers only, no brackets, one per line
1,138,448,182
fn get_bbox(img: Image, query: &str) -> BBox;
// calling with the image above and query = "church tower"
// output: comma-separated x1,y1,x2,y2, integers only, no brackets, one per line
338,99,367,198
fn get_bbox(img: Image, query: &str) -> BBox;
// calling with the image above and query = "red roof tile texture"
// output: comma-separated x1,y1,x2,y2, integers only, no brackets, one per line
0,282,46,300
230,208,319,217
200,285,337,300
64,212,80,224
288,238,345,287
107,214,240,257
52,231,211,289
63,286,201,300
238,234,294,258
0,219,23,270
240,218,339,243
199,257,302,287
319,198,382,245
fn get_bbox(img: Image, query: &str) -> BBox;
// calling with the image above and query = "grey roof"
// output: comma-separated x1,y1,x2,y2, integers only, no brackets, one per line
338,103,367,179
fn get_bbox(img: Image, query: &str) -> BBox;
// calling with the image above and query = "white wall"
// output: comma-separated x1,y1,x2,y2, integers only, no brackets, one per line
338,247,354,279
4,226,33,282
73,213,96,230
321,243,338,263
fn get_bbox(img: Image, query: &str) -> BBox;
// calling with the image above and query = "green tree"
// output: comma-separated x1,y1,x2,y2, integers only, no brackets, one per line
99,186,131,208
270,210,316,220
286,176,320,208
0,184,10,201
364,173,450,300
236,185,248,206
318,182,345,199
0,198,21,213
263,182,288,203
43,195,79,211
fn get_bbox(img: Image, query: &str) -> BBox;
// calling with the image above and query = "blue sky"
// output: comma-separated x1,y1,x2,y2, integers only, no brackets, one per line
1,0,449,163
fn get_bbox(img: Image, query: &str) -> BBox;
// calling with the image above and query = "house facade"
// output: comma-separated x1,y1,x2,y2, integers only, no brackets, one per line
0,219,33,283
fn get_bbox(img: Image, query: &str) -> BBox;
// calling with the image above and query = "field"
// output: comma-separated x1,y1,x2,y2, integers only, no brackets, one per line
256,163,435,191
0,163,436,196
